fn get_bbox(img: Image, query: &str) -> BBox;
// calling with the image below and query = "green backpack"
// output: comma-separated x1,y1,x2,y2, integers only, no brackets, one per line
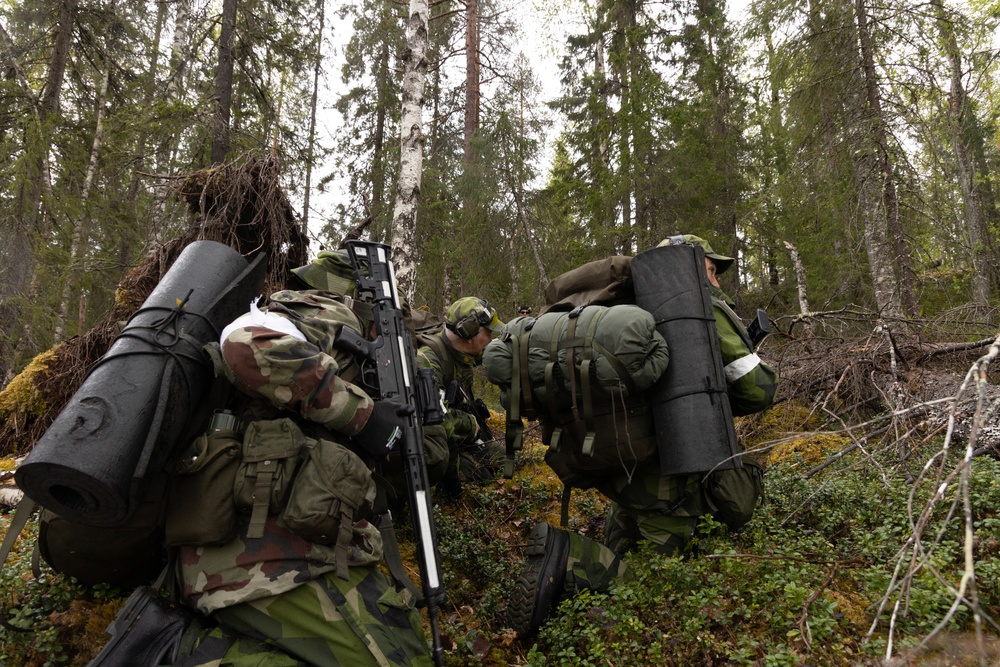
482,304,668,489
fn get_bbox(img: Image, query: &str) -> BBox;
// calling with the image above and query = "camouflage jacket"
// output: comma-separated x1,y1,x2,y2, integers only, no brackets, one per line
415,331,479,444
711,286,779,416
219,290,375,436
179,516,383,614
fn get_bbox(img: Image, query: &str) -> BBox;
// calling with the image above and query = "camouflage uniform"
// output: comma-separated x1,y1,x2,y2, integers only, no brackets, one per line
511,236,779,638
174,288,436,665
566,272,779,590
415,298,505,488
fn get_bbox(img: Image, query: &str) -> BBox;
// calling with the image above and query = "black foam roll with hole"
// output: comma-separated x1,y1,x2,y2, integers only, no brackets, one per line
16,240,265,526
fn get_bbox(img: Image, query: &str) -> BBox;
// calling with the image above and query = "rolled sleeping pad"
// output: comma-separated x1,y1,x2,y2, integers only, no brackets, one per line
630,243,741,476
16,240,266,526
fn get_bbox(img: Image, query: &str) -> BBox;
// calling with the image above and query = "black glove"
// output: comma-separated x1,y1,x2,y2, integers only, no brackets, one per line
354,400,407,460
472,398,491,423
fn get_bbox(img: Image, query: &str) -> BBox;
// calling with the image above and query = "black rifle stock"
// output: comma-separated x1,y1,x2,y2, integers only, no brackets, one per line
338,241,447,667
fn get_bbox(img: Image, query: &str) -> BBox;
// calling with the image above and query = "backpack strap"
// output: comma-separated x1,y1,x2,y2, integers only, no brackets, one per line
416,331,454,384
544,315,567,450
504,334,524,479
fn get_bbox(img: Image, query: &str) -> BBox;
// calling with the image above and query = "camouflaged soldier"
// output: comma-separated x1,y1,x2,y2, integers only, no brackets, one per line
416,297,506,498
509,235,779,638
172,251,437,666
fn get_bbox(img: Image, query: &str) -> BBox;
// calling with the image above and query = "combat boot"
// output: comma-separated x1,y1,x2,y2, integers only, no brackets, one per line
508,522,569,639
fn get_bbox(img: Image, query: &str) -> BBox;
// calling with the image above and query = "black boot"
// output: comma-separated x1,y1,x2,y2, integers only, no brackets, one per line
87,586,194,667
508,522,570,639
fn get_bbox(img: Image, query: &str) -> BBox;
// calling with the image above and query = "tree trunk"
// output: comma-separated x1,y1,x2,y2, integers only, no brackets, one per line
854,0,917,317
301,0,326,237
166,0,191,98
464,0,480,160
210,0,237,165
371,33,391,229
6,0,76,381
54,66,109,341
390,0,431,303
932,0,994,304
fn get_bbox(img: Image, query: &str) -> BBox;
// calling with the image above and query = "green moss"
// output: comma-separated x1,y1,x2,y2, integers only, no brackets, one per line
0,348,58,419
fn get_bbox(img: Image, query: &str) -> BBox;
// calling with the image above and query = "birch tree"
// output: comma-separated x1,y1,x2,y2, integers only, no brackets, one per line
391,0,431,302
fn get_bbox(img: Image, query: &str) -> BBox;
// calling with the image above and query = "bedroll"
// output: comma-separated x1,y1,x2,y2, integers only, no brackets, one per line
482,304,667,486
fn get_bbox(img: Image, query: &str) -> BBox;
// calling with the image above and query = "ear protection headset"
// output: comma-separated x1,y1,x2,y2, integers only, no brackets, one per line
449,299,495,340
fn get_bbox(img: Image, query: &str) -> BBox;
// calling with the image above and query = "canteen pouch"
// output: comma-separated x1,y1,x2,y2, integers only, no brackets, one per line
280,438,377,579
234,418,304,539
704,457,764,531
165,429,242,546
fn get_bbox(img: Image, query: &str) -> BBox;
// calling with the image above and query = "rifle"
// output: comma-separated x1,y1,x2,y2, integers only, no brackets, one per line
445,381,495,443
745,309,772,349
333,240,447,667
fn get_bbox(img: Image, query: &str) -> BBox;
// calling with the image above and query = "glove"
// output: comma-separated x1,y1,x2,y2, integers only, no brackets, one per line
472,398,491,423
354,400,407,460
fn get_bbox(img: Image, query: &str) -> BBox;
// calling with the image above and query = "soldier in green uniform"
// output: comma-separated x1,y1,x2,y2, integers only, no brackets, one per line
509,235,779,638
171,251,437,666
416,297,507,498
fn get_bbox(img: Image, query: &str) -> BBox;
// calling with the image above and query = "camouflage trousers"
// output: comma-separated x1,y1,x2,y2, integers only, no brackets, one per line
564,470,709,592
178,567,432,667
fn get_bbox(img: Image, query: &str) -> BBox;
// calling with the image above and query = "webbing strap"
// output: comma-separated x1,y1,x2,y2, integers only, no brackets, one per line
560,485,572,528
545,317,564,450
518,329,535,420
246,464,273,539
578,309,609,457
590,339,638,396
335,513,352,580
505,335,523,479
417,332,454,382
565,311,581,423
377,512,423,600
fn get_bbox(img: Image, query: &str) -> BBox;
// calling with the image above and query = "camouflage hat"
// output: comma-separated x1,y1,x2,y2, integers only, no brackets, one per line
290,250,356,295
657,234,735,274
446,297,504,338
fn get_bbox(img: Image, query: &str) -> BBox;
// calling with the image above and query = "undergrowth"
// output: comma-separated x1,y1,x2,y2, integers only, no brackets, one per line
4,407,1000,666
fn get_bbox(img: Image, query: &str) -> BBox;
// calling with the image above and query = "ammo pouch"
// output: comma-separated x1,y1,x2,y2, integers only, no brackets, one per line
166,428,242,546
704,456,764,531
279,438,377,579
234,418,305,540
234,417,376,580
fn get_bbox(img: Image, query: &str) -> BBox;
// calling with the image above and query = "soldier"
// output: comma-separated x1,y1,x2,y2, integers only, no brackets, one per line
508,234,779,638
416,297,506,498
172,250,438,666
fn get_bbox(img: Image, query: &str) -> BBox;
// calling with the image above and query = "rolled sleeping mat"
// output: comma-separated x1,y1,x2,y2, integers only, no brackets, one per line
631,243,741,476
16,240,266,526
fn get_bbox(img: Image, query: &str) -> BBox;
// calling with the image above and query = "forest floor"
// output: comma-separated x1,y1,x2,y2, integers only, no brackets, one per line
3,332,1000,666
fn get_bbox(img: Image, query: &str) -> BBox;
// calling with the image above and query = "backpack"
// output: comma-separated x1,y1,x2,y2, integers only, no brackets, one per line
482,304,668,489
501,254,765,529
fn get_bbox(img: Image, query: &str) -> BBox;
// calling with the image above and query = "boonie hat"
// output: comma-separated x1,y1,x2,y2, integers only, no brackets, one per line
658,234,735,274
291,250,356,295
446,297,504,335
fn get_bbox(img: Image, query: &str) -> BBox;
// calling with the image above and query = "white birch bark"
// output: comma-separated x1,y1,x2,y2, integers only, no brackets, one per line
390,0,430,303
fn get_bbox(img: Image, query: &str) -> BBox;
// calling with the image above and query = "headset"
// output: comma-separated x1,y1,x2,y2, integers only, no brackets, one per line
448,299,495,340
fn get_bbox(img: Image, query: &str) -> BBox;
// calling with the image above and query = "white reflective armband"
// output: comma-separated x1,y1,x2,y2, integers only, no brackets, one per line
724,353,760,383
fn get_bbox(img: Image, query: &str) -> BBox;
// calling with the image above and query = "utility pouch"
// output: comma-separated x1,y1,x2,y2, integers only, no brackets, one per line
165,428,242,546
280,438,377,580
704,456,764,531
234,418,304,539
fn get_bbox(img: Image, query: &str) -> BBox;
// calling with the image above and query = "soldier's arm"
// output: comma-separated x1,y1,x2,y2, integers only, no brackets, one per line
713,304,778,416
416,346,478,442
220,322,374,436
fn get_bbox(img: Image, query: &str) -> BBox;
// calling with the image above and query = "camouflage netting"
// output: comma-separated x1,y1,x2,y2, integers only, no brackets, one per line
0,153,308,457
